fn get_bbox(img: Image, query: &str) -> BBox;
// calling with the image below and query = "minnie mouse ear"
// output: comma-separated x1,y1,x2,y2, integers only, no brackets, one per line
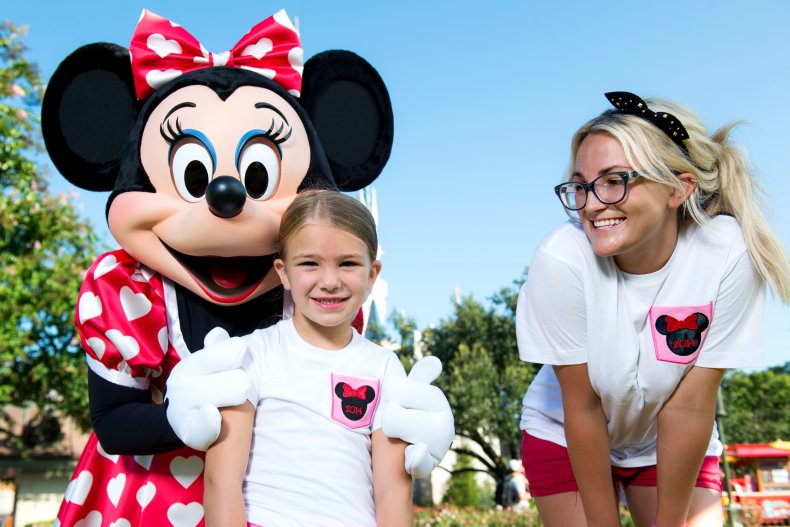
42,43,138,191
300,50,393,192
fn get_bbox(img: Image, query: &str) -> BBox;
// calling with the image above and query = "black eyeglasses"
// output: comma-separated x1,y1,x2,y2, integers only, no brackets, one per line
554,171,641,211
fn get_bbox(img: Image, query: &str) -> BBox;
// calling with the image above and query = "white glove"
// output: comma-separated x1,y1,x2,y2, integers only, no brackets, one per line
382,356,455,479
165,327,252,451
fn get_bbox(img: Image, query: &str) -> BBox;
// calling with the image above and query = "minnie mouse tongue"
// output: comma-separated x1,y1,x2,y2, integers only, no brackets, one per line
210,263,249,289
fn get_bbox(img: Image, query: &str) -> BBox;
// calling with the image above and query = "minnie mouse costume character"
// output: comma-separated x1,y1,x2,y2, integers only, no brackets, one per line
42,10,453,526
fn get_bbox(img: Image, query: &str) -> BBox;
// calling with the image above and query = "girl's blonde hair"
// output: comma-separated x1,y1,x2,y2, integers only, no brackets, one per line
567,99,790,303
278,190,378,262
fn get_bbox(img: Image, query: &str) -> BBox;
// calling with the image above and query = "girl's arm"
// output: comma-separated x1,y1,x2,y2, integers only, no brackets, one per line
554,363,620,527
372,429,413,527
204,402,255,527
656,366,724,527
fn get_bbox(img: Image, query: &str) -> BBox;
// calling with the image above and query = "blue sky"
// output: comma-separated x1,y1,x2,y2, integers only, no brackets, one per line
6,1,789,366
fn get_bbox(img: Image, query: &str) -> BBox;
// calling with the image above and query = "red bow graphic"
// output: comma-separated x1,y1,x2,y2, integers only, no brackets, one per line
129,9,303,100
666,314,698,332
342,384,368,399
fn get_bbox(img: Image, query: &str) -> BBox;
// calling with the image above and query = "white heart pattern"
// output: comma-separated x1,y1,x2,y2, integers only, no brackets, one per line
107,472,126,507
86,337,106,360
158,327,169,353
97,441,119,464
105,329,140,361
147,33,182,58
64,470,93,506
241,37,273,60
212,51,231,66
135,454,153,470
146,69,182,90
289,47,304,76
273,9,298,32
240,66,276,80
78,292,103,324
167,502,204,527
136,481,156,510
120,286,152,321
74,511,102,527
94,254,119,279
170,455,204,489
110,519,131,527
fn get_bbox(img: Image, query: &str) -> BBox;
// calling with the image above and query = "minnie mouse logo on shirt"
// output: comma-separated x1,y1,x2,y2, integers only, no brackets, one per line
654,312,709,356
649,303,713,365
334,382,376,421
330,373,380,429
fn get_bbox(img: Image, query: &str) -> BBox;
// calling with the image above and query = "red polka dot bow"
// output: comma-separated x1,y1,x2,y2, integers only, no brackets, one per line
130,9,303,100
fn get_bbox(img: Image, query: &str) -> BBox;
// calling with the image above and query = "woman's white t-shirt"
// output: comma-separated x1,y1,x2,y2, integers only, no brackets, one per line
518,216,764,467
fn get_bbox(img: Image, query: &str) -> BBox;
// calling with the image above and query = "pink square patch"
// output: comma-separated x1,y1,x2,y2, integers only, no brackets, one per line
331,373,380,430
649,302,713,365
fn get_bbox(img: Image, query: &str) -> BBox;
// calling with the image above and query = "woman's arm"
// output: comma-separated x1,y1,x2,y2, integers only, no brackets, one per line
554,363,620,527
372,429,413,527
656,366,725,527
204,402,255,527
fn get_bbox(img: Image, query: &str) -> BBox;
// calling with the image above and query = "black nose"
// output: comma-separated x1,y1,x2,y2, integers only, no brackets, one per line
206,176,246,218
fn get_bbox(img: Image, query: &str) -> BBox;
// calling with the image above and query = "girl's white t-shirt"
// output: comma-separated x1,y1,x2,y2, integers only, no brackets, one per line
518,216,764,467
239,318,406,527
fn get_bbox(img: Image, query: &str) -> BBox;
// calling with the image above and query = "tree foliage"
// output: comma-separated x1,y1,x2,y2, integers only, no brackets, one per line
0,22,100,453
390,272,537,486
720,363,790,444
442,453,484,507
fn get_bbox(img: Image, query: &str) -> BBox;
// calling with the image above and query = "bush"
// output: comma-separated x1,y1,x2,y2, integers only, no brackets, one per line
414,504,542,527
413,504,636,526
442,454,483,508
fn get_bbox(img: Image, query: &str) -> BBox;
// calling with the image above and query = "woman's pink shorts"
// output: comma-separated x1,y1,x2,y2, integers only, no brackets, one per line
521,430,722,498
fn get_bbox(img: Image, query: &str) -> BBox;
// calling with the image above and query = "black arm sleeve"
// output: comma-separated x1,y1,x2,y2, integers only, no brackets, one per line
89,369,185,454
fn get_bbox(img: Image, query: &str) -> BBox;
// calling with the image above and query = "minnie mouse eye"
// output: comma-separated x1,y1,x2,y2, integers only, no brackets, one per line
171,141,214,202
239,141,280,200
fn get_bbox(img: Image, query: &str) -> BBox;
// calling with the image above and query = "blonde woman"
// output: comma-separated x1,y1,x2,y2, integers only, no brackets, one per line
517,92,790,527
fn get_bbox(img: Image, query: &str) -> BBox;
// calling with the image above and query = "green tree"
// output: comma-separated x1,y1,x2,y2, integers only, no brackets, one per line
720,363,790,444
363,315,390,345
442,453,484,507
391,272,537,487
0,22,100,453
388,309,419,372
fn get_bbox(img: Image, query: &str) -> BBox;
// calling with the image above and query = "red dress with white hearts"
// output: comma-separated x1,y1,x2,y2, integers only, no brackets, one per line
56,250,207,527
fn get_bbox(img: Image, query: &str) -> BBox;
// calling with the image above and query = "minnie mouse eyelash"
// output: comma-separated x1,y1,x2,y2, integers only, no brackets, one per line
160,116,185,145
159,116,292,148
263,118,293,146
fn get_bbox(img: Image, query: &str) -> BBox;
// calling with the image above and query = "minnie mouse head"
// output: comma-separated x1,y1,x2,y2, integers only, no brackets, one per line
41,9,393,306
334,382,376,421
655,312,710,356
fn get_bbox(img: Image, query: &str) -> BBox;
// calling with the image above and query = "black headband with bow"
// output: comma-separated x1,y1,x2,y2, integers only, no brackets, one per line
605,91,689,153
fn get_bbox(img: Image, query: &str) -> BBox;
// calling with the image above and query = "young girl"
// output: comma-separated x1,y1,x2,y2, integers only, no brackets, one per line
517,92,790,527
204,190,413,527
